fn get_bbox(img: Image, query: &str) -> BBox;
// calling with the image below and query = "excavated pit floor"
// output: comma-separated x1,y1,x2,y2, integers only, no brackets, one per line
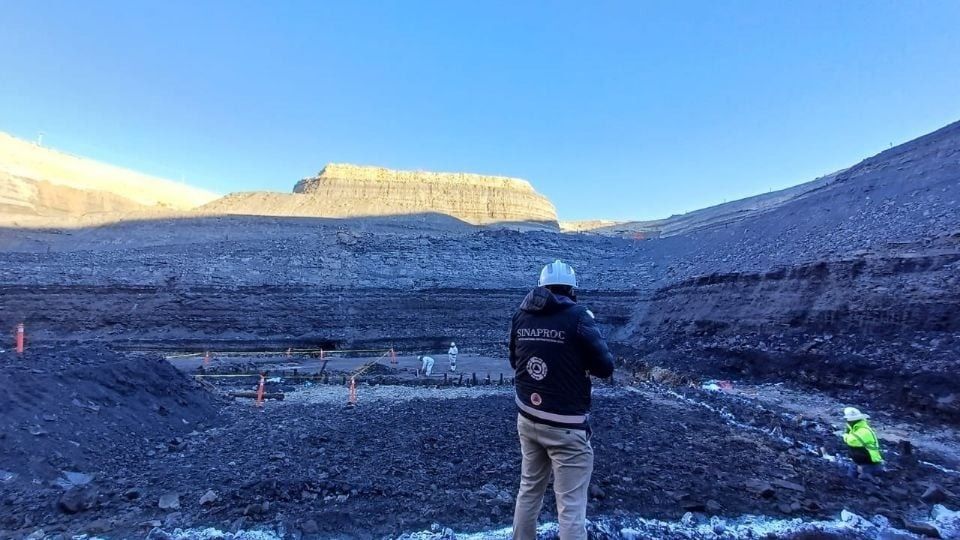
2,351,959,539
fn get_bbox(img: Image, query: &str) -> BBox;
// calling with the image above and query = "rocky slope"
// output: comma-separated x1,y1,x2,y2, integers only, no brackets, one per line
0,132,218,217
619,120,960,419
564,172,840,238
574,122,959,241
200,163,558,228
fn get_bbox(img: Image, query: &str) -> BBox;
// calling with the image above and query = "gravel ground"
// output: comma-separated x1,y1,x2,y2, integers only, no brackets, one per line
282,383,512,405
3,363,958,539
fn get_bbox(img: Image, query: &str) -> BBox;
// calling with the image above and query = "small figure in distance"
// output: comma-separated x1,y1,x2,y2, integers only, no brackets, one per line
448,342,458,372
841,406,884,481
418,355,435,377
510,260,615,540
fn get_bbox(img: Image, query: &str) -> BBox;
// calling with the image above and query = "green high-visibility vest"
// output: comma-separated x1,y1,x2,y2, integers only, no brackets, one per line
843,420,883,463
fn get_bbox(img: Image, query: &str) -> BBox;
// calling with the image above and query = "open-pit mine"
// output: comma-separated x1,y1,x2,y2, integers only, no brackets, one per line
1,121,959,539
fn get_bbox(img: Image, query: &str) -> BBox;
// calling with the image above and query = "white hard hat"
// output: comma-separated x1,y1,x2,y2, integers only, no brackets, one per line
450,342,456,347
538,260,578,288
843,407,869,422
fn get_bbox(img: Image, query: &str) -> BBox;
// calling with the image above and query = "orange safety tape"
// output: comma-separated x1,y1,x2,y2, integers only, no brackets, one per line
165,348,393,360
193,374,263,378
193,373,355,379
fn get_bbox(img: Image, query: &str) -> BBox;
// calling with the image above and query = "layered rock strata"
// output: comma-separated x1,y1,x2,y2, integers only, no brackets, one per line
622,242,960,420
202,163,558,227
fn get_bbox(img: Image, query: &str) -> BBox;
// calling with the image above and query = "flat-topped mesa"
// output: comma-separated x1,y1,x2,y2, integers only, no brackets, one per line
288,163,558,226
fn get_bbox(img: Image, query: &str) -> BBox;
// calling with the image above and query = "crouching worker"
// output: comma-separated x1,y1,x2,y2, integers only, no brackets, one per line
418,355,435,377
842,407,884,480
510,260,615,540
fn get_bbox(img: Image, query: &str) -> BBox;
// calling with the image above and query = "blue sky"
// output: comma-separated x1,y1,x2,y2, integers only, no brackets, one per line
1,1,959,220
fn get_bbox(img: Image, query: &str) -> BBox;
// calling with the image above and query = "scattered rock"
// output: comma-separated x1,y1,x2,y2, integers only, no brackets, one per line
921,484,953,505
302,519,320,534
145,527,173,540
745,479,776,498
167,437,185,452
589,484,606,500
771,479,805,493
55,471,94,489
163,512,183,528
57,486,98,514
158,492,180,510
199,489,219,505
86,518,111,534
901,519,942,538
244,502,270,515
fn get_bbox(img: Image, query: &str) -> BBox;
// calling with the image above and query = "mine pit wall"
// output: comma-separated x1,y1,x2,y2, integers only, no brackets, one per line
0,286,639,358
620,251,960,421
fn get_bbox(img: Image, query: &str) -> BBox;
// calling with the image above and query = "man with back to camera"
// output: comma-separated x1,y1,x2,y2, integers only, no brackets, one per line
510,260,615,540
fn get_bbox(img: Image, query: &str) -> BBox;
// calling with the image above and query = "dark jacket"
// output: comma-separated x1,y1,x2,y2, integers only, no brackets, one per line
509,287,615,430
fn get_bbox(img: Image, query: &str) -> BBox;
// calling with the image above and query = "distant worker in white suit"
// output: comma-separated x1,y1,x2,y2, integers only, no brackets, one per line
418,355,435,377
448,342,459,372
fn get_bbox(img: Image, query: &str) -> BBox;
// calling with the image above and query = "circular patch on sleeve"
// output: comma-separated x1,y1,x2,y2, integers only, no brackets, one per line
530,392,542,406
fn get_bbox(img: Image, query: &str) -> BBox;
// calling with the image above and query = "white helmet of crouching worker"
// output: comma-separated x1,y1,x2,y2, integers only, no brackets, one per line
843,407,870,422
538,259,578,288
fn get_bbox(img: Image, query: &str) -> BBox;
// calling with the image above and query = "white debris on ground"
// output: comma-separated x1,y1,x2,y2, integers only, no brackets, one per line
279,382,643,406
921,460,960,476
280,383,513,405
631,386,804,450
395,506,960,540
140,528,283,539
681,380,960,478
153,506,960,540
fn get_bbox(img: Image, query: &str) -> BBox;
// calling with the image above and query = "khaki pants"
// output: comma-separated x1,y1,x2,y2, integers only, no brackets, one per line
513,414,594,540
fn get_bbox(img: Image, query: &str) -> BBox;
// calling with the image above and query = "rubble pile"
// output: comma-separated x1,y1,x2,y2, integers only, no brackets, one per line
0,346,221,510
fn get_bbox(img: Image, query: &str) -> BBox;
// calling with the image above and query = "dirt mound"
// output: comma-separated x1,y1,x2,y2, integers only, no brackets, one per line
0,346,221,484
354,361,401,376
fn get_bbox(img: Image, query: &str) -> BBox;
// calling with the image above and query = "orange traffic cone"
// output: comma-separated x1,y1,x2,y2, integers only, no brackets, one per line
389,347,397,365
256,374,266,408
203,351,211,366
286,347,292,358
348,377,357,406
15,323,24,354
